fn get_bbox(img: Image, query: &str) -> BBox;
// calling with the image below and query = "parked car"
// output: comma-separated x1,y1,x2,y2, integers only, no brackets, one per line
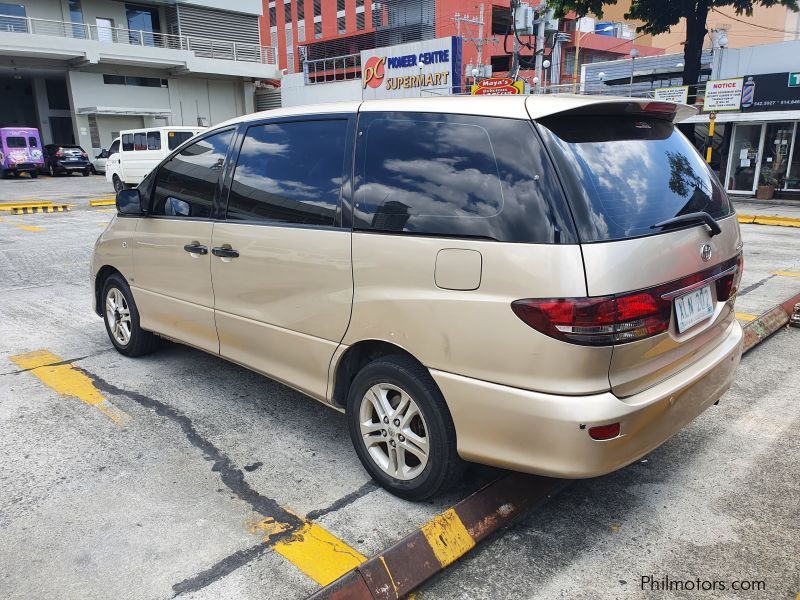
91,138,119,175
91,96,744,500
1,127,43,178
43,144,92,176
105,126,204,192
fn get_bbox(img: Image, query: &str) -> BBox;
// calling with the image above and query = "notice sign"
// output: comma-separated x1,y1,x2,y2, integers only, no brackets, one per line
703,78,743,112
471,78,524,95
654,86,688,104
361,37,463,99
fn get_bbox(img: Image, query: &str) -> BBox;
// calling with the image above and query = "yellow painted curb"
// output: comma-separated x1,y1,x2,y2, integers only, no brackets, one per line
89,199,117,207
737,214,800,228
0,201,54,210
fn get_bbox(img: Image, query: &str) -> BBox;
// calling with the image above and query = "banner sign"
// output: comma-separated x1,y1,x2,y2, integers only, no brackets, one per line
654,85,688,104
740,72,800,112
361,37,462,99
471,78,524,95
703,78,743,112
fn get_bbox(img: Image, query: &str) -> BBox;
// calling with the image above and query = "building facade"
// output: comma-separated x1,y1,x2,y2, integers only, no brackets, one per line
0,0,278,154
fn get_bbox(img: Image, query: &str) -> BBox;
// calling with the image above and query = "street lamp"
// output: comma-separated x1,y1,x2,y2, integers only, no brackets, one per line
542,59,551,91
629,47,639,96
572,22,615,92
471,67,479,89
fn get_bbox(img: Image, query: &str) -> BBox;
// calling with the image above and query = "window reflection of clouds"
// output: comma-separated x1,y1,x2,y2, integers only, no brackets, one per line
356,113,568,244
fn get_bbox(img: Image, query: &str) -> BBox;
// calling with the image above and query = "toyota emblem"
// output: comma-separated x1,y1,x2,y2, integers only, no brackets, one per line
700,243,713,262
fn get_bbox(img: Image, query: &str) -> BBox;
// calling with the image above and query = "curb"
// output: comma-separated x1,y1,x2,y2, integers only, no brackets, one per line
0,202,72,214
737,214,800,228
742,291,800,352
308,293,800,600
308,474,568,600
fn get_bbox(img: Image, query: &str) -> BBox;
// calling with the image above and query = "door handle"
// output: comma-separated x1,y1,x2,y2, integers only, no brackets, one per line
211,246,239,258
183,242,208,255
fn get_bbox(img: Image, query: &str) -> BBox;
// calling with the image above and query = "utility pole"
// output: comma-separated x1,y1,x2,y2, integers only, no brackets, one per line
533,8,545,92
455,7,495,85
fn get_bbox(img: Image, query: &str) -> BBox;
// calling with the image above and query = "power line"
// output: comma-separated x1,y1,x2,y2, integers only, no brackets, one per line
711,7,800,35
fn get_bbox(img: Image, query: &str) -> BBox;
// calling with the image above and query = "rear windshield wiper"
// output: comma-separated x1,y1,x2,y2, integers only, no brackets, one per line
652,211,722,237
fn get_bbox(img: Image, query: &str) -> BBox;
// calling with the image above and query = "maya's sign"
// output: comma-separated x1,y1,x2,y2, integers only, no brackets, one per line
471,78,524,95
703,78,743,112
361,37,462,99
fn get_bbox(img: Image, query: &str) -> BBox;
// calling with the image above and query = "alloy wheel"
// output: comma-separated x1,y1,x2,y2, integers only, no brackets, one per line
105,287,132,346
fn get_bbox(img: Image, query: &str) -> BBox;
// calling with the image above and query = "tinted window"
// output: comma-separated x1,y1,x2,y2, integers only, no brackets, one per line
538,115,733,242
226,120,347,227
122,134,133,151
28,136,37,148
6,137,25,148
108,139,120,155
134,132,147,151
151,129,233,219
354,113,573,244
147,131,161,150
168,131,194,150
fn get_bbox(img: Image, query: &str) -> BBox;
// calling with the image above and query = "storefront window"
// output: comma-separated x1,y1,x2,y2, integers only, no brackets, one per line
757,122,794,189
782,123,799,190
727,124,761,193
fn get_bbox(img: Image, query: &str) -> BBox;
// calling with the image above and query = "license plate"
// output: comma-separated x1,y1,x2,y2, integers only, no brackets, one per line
674,284,714,333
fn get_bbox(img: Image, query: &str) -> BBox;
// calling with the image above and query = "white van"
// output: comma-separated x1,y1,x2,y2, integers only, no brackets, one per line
106,126,204,191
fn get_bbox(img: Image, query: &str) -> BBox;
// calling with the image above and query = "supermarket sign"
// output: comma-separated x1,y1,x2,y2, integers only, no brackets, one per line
361,37,463,99
703,78,743,112
471,78,525,95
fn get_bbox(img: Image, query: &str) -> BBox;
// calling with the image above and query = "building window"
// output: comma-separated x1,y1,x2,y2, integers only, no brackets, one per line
314,21,322,38
126,3,161,46
0,3,26,33
284,1,292,23
297,0,304,20
371,2,381,28
337,15,346,33
313,0,321,15
356,12,364,30
103,74,168,87
285,25,293,45
298,24,305,42
337,0,345,11
68,0,85,39
271,27,278,46
269,4,276,25
356,0,364,7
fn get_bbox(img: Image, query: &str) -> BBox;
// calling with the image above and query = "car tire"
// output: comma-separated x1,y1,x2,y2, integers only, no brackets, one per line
82,170,90,177
48,164,56,177
0,170,7,179
112,175,124,193
101,273,160,357
30,171,38,179
346,355,465,500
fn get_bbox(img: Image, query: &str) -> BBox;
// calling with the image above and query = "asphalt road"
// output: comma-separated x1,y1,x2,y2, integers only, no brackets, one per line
1,180,798,600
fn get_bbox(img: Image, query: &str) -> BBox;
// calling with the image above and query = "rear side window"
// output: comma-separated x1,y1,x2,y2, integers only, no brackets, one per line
6,137,25,148
354,112,574,244
122,134,133,151
134,132,147,151
226,119,347,227
537,115,733,242
151,129,233,219
28,137,38,148
147,131,161,150
168,131,194,150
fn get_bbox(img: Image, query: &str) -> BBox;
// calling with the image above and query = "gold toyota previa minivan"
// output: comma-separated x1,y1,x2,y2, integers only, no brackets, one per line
91,96,744,499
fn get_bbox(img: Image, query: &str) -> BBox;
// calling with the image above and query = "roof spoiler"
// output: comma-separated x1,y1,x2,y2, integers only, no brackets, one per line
525,95,697,124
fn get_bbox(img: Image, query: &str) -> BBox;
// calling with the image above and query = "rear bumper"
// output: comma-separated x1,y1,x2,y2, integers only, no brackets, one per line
54,161,90,172
432,319,743,478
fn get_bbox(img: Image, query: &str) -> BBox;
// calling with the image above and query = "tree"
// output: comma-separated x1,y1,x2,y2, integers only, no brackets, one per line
548,0,799,99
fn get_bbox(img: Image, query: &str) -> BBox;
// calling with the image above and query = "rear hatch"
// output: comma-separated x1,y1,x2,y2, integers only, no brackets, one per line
534,101,743,397
60,146,86,162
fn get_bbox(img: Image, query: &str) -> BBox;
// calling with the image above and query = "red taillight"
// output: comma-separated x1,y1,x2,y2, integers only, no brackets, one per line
55,151,64,157
589,423,621,440
716,254,744,301
512,290,670,346
81,151,88,158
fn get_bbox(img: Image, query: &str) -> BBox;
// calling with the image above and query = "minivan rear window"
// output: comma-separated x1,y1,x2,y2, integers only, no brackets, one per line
537,115,733,242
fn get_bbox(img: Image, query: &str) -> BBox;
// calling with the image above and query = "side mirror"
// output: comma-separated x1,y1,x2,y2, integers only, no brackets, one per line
116,188,145,215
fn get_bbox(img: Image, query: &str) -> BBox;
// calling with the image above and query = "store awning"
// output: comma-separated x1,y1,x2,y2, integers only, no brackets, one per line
682,110,800,124
75,106,172,116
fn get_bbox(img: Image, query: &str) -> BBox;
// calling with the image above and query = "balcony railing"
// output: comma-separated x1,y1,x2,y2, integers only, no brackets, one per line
0,15,277,65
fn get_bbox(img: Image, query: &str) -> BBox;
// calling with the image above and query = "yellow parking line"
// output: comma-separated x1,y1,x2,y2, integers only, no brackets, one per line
274,521,367,585
15,224,44,232
9,350,130,426
735,313,757,322
771,271,800,278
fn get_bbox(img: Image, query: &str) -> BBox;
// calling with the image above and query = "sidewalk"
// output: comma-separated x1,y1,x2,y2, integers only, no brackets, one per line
732,197,800,227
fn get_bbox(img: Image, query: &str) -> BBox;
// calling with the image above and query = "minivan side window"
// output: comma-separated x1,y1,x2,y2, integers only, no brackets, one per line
122,134,134,151
168,131,194,150
354,112,574,244
108,139,120,156
147,131,161,150
28,137,38,148
134,132,147,151
6,137,26,148
151,129,233,219
225,119,348,227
